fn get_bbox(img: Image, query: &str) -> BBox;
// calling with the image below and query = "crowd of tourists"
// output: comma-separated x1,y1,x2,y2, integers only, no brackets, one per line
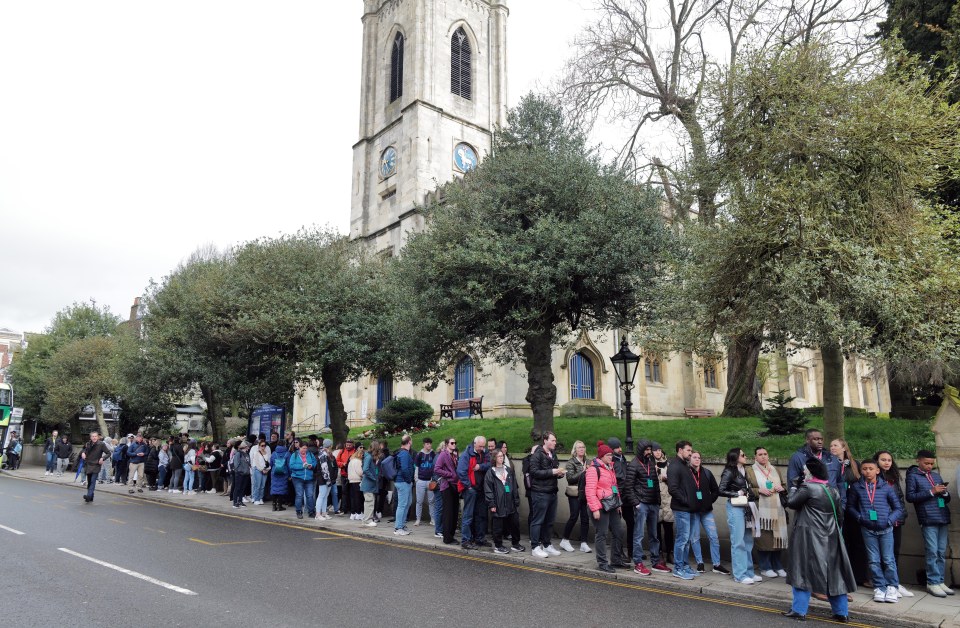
50,426,952,623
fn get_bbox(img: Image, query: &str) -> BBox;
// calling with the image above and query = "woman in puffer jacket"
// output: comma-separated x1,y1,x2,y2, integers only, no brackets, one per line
586,441,627,574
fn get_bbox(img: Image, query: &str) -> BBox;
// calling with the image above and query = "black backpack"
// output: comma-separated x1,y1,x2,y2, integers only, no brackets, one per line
577,464,602,503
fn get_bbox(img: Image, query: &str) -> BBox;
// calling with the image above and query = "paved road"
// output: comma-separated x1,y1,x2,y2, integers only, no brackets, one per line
0,474,857,627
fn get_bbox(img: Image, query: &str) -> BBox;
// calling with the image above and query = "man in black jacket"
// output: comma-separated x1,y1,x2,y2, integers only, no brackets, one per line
667,440,699,580
608,437,633,561
625,439,669,574
80,432,110,502
43,430,58,475
528,432,566,558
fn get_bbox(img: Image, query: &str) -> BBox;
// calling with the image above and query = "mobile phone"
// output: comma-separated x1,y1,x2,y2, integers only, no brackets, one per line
943,481,949,486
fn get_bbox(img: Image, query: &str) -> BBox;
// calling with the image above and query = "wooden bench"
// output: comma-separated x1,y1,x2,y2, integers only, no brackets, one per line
684,407,716,418
440,396,484,420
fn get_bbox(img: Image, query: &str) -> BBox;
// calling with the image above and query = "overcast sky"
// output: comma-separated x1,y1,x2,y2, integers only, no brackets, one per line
0,1,598,333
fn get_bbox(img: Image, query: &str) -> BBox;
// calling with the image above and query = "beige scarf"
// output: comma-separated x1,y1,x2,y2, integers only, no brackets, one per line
751,462,788,548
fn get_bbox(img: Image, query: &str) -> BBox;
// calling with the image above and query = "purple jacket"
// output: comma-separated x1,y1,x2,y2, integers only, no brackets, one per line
435,449,458,492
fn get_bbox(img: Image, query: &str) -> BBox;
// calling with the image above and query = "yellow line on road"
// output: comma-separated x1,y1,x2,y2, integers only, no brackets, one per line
189,538,266,547
144,527,166,534
312,536,345,541
108,518,126,524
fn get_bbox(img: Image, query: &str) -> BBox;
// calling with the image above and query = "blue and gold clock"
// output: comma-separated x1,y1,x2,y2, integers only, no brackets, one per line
380,146,398,178
453,142,477,172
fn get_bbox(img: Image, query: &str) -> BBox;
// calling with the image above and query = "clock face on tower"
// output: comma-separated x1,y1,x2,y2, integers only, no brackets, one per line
380,146,397,179
453,142,478,173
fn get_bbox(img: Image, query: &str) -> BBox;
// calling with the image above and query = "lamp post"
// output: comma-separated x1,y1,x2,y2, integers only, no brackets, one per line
610,338,640,452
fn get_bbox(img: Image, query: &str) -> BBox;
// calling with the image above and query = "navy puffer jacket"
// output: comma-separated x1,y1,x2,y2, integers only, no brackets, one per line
906,465,951,526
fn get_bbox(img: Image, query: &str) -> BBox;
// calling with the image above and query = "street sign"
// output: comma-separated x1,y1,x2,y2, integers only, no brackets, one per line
11,407,23,419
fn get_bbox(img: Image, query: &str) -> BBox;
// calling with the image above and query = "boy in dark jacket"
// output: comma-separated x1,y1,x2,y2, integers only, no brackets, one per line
906,449,953,598
666,440,699,579
847,459,904,603
624,439,667,573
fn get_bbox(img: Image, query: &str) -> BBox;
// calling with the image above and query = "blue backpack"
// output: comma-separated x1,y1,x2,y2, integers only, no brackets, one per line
272,454,288,474
112,444,127,462
381,454,399,481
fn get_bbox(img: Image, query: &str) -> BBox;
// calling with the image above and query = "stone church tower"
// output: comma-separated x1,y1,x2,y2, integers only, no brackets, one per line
351,0,509,254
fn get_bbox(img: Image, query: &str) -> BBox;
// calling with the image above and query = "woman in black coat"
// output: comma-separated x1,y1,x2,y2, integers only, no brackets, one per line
782,458,857,622
484,450,523,554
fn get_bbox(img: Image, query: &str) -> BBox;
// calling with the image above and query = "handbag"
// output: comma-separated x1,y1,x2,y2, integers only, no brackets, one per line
428,474,439,491
730,495,749,507
601,492,622,512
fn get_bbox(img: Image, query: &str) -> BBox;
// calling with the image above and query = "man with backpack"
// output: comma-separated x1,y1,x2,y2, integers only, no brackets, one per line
112,436,129,484
457,436,491,549
393,435,415,535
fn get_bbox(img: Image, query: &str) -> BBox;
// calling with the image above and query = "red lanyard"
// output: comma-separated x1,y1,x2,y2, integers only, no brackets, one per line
758,465,772,480
865,481,877,506
925,473,938,489
643,459,652,478
690,468,701,490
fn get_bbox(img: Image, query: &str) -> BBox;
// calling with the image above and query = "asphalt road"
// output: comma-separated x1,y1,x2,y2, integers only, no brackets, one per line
0,474,849,627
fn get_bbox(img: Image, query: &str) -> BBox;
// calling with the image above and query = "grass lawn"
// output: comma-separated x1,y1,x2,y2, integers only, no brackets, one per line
343,415,933,463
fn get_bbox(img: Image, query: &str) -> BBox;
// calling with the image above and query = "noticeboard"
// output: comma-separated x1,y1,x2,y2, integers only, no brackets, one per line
248,404,285,440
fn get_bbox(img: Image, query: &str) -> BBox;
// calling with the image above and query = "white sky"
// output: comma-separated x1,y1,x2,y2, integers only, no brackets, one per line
0,1,597,333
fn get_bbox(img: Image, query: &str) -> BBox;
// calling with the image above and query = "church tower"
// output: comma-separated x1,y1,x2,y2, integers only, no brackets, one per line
351,0,509,254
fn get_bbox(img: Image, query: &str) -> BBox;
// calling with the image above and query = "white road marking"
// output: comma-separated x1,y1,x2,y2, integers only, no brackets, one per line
57,548,197,595
0,524,25,535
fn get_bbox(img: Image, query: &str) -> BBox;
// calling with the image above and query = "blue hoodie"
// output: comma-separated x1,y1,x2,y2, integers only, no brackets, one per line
395,447,414,484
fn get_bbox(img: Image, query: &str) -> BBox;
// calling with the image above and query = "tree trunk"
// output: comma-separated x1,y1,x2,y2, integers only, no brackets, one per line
522,330,557,439
677,112,718,226
820,342,845,441
200,384,226,444
321,366,349,445
92,397,110,437
721,333,763,417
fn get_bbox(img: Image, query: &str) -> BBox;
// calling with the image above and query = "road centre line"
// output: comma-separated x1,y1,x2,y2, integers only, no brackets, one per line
6,475,869,626
189,538,265,546
0,524,25,535
57,548,197,596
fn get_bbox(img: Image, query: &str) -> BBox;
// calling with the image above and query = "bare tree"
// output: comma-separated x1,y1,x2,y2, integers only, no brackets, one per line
563,0,884,415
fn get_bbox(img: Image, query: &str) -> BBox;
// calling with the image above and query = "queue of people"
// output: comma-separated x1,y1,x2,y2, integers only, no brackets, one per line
53,425,953,623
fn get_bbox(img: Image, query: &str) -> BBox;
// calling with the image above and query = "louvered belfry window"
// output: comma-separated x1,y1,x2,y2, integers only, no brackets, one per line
450,27,472,100
390,32,404,103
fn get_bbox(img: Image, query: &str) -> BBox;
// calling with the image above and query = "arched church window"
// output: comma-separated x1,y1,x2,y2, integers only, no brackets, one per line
569,352,595,400
454,355,475,417
450,27,472,100
390,32,404,103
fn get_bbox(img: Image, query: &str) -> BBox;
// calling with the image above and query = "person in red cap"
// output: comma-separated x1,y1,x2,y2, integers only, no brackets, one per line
586,440,629,573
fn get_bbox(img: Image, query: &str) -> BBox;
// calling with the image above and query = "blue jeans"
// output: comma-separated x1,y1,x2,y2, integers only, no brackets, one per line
758,550,784,571
690,511,721,566
461,487,488,543
158,465,167,488
432,488,442,534
331,482,340,512
85,473,98,499
46,451,56,472
922,524,949,585
315,483,331,514
292,477,316,516
633,502,660,564
183,467,195,492
792,587,848,616
394,481,412,529
529,491,558,548
862,527,899,588
673,511,694,572
727,503,755,580
251,468,267,502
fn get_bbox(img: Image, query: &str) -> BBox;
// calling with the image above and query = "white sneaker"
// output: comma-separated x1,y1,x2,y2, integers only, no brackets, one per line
885,585,898,603
45,471,50,476
751,574,762,583
580,542,593,553
365,520,377,527
559,539,575,552
413,520,420,526
736,577,755,585
761,569,778,578
942,583,956,596
928,583,948,597
896,584,912,598
393,528,410,536
242,496,251,503
873,587,887,603
532,545,549,558
544,545,562,556
189,490,197,495
206,489,216,494
777,569,788,578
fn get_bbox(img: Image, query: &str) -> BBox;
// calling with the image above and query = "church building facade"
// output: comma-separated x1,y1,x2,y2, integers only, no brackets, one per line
291,0,890,432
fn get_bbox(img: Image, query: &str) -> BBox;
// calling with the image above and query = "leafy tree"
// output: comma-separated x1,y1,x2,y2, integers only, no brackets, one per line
42,335,120,436
697,43,960,439
224,229,396,444
6,333,56,424
761,390,808,436
395,94,672,436
563,0,885,416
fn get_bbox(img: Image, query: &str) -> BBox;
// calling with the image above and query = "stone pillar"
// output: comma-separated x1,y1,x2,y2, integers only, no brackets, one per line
931,386,960,586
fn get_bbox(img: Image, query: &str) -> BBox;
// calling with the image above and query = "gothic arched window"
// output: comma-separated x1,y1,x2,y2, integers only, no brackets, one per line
390,32,404,103
569,352,595,400
454,355,475,417
450,27,472,100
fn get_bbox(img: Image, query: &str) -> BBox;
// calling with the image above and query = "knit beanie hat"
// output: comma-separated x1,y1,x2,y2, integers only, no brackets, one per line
597,440,613,459
606,437,622,450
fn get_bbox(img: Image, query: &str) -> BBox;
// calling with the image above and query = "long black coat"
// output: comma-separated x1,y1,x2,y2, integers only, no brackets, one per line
484,465,520,517
785,482,857,596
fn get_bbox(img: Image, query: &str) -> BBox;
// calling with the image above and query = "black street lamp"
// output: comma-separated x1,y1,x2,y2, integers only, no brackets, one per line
610,337,640,452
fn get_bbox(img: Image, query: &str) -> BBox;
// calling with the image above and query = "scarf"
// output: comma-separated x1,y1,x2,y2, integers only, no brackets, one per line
752,461,787,547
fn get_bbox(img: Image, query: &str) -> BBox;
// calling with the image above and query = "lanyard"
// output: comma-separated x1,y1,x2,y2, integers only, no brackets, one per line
758,464,773,480
925,472,938,489
690,468,701,490
642,459,652,478
865,481,877,506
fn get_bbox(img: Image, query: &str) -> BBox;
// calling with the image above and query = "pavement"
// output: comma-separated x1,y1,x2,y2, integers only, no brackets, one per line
3,464,959,627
